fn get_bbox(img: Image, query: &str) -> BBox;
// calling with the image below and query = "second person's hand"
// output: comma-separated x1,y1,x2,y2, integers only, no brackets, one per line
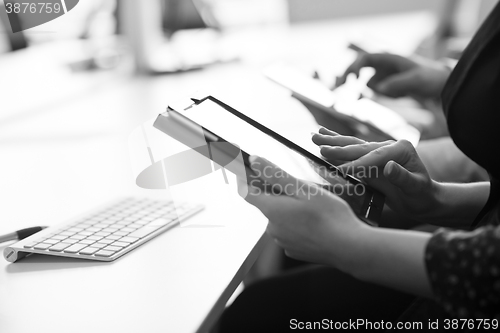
335,52,451,100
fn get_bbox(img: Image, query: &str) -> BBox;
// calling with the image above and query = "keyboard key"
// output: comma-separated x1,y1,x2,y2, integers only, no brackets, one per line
70,235,86,240
95,250,115,257
120,227,135,233
119,236,140,244
52,235,68,240
61,238,79,244
111,241,130,248
79,247,99,255
86,227,102,233
92,243,107,249
67,227,84,233
113,231,128,236
103,245,122,252
59,231,76,237
34,243,52,250
78,231,93,236
64,244,88,253
161,213,178,219
79,239,96,245
148,218,173,227
49,243,72,252
99,239,115,245
44,239,60,245
23,241,39,248
128,226,160,238
94,232,111,237
87,235,103,241
105,235,121,240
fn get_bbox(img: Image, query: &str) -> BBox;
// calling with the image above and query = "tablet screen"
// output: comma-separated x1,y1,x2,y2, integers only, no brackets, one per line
182,97,372,216
185,98,328,183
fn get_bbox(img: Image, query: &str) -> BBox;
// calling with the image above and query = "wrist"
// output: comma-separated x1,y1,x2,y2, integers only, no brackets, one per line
413,180,446,223
336,222,375,277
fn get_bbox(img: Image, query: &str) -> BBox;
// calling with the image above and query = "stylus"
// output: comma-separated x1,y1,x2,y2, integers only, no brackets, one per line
0,226,47,244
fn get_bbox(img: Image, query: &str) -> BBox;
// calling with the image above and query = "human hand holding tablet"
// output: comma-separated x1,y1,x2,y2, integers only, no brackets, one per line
154,95,385,225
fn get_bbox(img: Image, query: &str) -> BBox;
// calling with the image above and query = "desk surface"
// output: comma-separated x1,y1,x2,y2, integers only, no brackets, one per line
0,13,435,333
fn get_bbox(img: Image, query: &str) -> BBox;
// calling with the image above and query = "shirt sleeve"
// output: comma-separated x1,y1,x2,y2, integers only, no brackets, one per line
425,226,500,319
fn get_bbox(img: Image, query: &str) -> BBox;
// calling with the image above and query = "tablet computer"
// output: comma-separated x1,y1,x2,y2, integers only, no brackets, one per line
263,63,420,146
153,95,384,225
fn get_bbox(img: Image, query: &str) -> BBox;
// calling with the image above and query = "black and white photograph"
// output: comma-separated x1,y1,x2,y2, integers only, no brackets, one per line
1,1,499,332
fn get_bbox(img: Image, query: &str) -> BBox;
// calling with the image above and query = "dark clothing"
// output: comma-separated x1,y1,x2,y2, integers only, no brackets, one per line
220,266,415,333
423,0,500,319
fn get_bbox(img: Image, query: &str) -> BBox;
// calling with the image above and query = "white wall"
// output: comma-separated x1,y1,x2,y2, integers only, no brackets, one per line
288,0,445,22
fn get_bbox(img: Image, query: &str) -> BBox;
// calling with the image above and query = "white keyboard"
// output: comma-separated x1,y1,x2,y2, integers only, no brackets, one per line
4,198,204,263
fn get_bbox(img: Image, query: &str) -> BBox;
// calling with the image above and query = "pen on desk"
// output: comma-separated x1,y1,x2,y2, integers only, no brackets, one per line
347,42,368,54
0,226,47,244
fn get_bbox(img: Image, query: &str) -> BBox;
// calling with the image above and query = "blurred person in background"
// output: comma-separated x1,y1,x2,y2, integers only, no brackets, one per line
218,1,500,331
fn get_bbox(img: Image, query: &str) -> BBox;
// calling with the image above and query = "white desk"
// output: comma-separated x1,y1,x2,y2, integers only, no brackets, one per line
0,12,434,333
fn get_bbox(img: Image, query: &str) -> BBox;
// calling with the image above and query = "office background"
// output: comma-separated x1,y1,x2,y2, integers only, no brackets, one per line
0,1,496,332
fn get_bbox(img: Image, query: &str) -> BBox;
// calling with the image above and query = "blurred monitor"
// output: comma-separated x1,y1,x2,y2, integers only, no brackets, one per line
120,0,230,74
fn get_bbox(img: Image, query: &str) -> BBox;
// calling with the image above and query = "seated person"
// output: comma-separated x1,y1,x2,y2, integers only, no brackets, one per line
218,2,500,331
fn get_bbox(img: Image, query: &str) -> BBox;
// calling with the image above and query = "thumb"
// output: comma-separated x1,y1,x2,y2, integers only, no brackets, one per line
375,70,420,98
383,160,423,195
249,155,307,196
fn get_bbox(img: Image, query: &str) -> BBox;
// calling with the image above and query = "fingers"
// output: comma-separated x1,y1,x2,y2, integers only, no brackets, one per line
248,155,307,196
318,127,339,136
320,140,394,162
338,140,415,176
312,133,366,147
383,160,428,196
336,53,394,87
245,187,293,219
238,172,294,216
336,53,369,86
384,161,414,192
373,69,421,98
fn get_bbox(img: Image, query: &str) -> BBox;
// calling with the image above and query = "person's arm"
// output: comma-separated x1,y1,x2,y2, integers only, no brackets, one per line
427,182,490,227
241,157,498,316
346,226,433,298
416,137,488,183
241,156,435,299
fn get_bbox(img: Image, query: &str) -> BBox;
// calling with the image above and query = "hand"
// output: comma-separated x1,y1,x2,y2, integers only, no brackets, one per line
336,53,450,100
312,128,440,220
238,156,367,269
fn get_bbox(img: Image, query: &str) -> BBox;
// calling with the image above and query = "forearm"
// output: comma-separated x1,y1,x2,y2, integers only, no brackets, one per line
426,181,490,227
346,226,433,298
